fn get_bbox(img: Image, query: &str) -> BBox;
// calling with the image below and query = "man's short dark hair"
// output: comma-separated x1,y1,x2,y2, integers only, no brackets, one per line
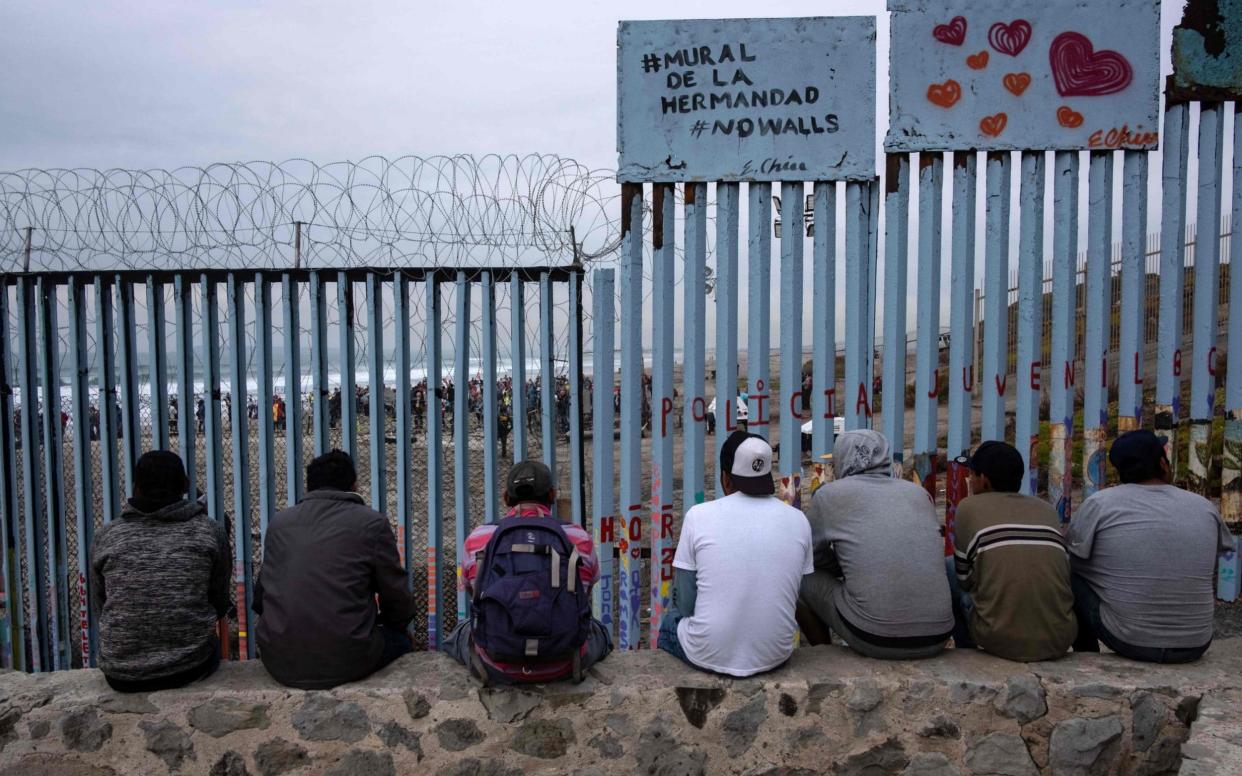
966,440,1025,493
133,450,188,501
1109,430,1169,484
306,450,356,492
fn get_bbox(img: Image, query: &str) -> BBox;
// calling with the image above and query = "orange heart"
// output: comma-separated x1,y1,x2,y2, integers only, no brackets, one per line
1057,106,1084,128
980,112,1008,137
967,50,989,69
926,79,962,108
1003,72,1031,96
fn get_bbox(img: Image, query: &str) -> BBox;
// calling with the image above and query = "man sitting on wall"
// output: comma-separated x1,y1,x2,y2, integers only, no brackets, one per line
446,460,611,683
90,450,231,692
1069,430,1234,663
798,429,954,659
658,431,813,676
949,441,1076,661
255,450,415,688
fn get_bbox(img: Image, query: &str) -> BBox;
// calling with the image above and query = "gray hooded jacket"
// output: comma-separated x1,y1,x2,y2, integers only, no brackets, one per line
805,430,954,639
90,499,231,681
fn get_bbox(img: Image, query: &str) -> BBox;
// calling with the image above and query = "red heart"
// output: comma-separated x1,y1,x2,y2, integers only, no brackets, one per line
989,20,1032,57
933,16,967,46
980,113,1008,137
967,51,990,70
1003,72,1032,96
1049,31,1133,97
926,79,962,108
1057,106,1084,128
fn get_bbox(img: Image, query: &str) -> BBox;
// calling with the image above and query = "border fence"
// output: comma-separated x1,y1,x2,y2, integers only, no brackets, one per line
3,6,1242,670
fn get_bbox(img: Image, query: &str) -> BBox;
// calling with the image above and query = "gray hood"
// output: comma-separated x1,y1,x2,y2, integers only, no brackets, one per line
833,429,893,478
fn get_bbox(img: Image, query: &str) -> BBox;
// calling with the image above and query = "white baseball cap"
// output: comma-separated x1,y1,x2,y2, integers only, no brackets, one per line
724,432,776,496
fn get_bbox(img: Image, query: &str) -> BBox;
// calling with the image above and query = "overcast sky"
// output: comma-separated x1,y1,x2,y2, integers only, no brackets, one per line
2,1,1192,173
1,1,1216,355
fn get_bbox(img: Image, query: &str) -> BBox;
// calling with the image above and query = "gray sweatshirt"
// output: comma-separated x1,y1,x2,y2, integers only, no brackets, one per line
805,430,954,639
90,499,231,681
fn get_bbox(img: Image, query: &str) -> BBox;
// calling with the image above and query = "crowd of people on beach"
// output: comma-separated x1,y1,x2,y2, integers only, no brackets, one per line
89,417,1232,694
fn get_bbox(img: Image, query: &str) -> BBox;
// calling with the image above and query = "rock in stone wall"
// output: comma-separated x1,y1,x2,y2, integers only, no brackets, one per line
0,642,1239,775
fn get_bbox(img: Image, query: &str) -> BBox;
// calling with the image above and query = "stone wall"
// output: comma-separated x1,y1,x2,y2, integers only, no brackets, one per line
1,641,1240,776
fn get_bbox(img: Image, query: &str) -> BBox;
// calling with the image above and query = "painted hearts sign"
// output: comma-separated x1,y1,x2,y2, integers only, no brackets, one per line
886,0,1159,152
617,17,876,182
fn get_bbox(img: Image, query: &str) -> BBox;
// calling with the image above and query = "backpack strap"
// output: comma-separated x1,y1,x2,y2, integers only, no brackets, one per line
550,547,561,588
467,631,491,687
566,547,581,593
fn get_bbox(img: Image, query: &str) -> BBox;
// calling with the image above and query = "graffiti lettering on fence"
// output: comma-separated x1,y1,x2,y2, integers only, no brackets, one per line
619,17,875,181
886,1,1159,151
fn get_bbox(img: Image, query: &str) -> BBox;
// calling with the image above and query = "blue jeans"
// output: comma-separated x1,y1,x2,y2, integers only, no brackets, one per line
1071,574,1209,663
945,556,976,649
657,611,696,667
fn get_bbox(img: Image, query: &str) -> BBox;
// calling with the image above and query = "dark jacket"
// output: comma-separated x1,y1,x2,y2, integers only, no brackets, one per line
90,499,231,682
254,489,415,689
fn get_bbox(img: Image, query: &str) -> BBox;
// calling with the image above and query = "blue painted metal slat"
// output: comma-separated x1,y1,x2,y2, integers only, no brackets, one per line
778,181,804,504
510,276,526,463
98,277,122,522
1015,152,1046,494
338,274,357,458
619,182,644,650
539,273,555,490
568,270,585,528
1189,104,1226,494
981,152,1011,442
747,182,772,439
1118,151,1149,431
590,268,616,628
1049,151,1079,525
650,183,675,645
116,277,141,488
683,182,708,508
1225,103,1242,526
393,274,413,577
882,155,910,474
1083,151,1115,498
254,275,275,539
1156,103,1190,481
36,277,67,670
147,276,169,451
811,181,838,492
226,273,254,659
310,272,329,457
844,181,870,431
453,272,471,624
425,278,445,650
67,278,94,666
481,272,499,521
201,276,225,523
0,285,22,669
281,274,304,504
16,277,46,671
173,275,194,502
946,151,978,547
366,273,386,511
714,182,740,498
913,154,944,502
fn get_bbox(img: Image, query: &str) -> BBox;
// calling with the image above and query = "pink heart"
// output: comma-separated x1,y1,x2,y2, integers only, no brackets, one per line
933,16,967,46
988,20,1032,57
1049,31,1133,97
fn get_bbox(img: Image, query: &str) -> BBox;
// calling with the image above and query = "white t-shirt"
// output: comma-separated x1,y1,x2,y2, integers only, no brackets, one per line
673,492,814,676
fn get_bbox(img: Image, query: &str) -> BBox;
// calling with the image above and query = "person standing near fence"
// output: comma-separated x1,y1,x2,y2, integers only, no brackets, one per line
90,450,231,692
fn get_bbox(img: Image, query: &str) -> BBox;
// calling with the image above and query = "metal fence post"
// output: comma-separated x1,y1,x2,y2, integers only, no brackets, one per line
591,269,616,628
778,181,805,504
1224,103,1242,528
981,152,1012,442
173,275,195,501
66,278,95,666
481,271,499,520
1189,103,1226,495
454,272,471,624
619,183,644,650
715,182,740,498
281,274,304,504
1083,152,1115,498
99,276,122,521
16,277,46,671
0,284,26,670
338,274,357,458
511,276,527,463
811,181,838,491
425,277,444,650
946,151,978,549
1156,102,1191,484
147,276,169,451
1118,151,1149,432
1015,152,1046,494
393,274,414,574
226,273,254,659
366,272,386,511
649,183,675,646
882,155,910,474
747,182,772,439
201,275,225,523
36,277,67,670
1049,151,1080,525
913,155,944,502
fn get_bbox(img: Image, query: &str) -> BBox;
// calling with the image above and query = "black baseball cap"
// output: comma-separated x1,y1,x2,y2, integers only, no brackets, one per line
959,440,1025,493
505,460,554,502
1108,430,1168,475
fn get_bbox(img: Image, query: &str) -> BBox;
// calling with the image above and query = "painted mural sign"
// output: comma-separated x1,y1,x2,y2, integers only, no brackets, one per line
617,17,876,182
886,1,1160,152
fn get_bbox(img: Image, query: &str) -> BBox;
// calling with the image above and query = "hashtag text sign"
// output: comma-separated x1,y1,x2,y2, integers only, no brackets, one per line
617,17,876,182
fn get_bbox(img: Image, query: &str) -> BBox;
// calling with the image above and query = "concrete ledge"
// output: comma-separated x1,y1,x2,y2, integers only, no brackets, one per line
1,641,1241,775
